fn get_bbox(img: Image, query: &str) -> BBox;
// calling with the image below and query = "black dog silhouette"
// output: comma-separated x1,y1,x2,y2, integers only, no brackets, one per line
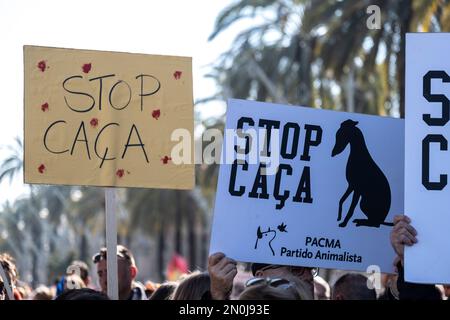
331,120,393,228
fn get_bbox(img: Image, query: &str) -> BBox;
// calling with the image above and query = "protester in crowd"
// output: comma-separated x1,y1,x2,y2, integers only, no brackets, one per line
68,260,91,287
171,271,212,300
0,253,21,300
55,272,86,297
250,263,316,299
229,264,252,300
32,285,54,300
332,273,376,300
55,288,110,300
239,277,309,300
148,281,178,300
377,273,400,300
444,285,450,300
390,214,443,300
208,252,315,300
93,245,147,300
15,280,32,300
314,275,331,300
230,281,245,300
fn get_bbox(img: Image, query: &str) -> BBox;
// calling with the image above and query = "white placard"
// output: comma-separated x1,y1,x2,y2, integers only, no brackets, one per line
210,99,403,273
405,33,450,284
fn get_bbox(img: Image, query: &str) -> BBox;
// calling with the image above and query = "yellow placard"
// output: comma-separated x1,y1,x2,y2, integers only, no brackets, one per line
24,45,194,189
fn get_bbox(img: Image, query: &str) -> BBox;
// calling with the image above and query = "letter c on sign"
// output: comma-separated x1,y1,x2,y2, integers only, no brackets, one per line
422,134,448,190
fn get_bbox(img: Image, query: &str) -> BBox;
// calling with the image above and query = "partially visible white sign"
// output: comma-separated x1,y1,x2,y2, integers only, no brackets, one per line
405,33,450,284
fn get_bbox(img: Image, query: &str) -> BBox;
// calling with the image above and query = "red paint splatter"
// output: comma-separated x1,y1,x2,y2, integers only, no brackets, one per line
41,102,49,112
38,61,46,72
161,156,172,164
38,164,46,174
152,109,161,120
173,71,182,80
116,169,125,178
82,63,92,73
90,117,99,128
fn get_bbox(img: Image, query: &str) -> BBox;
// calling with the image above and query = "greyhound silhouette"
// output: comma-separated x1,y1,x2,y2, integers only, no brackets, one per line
331,119,393,228
254,226,277,256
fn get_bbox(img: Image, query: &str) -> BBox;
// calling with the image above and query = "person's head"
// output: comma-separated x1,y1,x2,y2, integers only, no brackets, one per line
148,282,178,300
68,260,90,286
93,245,138,300
332,273,376,300
444,284,450,298
32,285,54,300
0,253,18,300
55,288,110,300
15,281,32,300
239,277,307,300
251,263,316,297
314,275,331,300
171,271,211,300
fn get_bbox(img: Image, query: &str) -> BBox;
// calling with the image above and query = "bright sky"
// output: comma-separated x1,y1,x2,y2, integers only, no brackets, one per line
0,0,250,204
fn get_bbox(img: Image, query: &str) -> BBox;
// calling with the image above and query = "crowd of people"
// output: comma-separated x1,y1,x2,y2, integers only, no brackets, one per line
1,214,449,300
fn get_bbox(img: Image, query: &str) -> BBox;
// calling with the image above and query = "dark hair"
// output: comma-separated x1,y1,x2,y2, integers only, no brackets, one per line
251,263,270,276
0,253,18,284
55,288,110,300
33,286,53,300
149,282,178,300
92,245,136,266
332,273,376,300
171,271,211,300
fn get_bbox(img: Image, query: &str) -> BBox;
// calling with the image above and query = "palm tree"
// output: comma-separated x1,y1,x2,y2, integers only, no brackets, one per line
302,0,450,117
125,188,205,280
0,137,106,284
0,137,23,183
208,0,450,116
208,1,313,106
65,186,105,261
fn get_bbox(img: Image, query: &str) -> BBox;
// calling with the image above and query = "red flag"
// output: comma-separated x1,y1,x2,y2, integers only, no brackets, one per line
166,253,188,281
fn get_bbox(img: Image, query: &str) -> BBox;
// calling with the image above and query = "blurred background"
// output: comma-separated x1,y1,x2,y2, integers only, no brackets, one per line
1,0,449,288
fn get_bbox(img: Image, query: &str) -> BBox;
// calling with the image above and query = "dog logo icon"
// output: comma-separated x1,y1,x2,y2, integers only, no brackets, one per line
254,223,287,256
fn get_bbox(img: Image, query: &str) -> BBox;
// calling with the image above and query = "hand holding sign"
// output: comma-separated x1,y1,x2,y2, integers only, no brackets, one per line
208,252,237,300
390,215,417,265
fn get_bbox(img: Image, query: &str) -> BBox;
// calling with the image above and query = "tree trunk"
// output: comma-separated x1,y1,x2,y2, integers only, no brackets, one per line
298,36,314,106
397,0,412,118
188,212,197,270
201,214,209,269
31,250,39,288
174,191,183,254
80,229,89,262
158,222,166,282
